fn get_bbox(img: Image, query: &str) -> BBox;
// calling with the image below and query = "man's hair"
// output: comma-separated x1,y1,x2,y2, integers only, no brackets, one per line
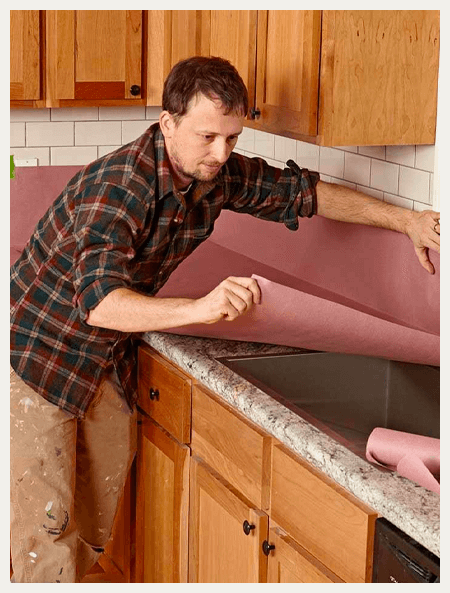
162,56,249,123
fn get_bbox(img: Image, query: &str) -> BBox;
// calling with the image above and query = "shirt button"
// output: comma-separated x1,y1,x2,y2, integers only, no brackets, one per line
174,214,183,224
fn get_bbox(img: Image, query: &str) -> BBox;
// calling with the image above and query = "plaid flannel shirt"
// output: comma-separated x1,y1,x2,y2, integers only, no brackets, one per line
10,123,319,418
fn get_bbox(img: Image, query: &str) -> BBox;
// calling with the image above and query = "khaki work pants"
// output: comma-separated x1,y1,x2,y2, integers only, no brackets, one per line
10,367,137,583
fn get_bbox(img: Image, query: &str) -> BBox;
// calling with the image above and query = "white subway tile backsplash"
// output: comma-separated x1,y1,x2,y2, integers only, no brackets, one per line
274,135,297,164
399,166,430,204
319,146,345,178
99,106,146,120
356,185,384,200
146,106,162,120
9,107,438,213
413,201,433,212
75,121,121,146
122,120,153,144
253,130,274,159
344,152,370,187
27,122,74,147
236,127,255,153
296,141,320,172
383,193,413,210
10,109,51,122
385,145,415,167
11,123,25,147
370,159,399,194
329,177,356,190
51,146,98,166
98,146,122,158
336,146,358,153
10,147,50,166
358,146,386,160
415,145,435,172
51,107,98,121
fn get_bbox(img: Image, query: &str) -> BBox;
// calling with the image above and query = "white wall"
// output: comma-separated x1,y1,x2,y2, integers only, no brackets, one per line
10,106,436,213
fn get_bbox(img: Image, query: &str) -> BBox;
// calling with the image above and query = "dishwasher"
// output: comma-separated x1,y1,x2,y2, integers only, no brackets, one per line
372,518,439,583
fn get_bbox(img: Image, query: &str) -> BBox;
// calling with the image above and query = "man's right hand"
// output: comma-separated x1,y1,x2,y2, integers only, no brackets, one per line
193,277,261,324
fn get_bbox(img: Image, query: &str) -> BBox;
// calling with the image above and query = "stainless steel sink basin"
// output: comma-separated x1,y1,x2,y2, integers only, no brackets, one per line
218,351,440,461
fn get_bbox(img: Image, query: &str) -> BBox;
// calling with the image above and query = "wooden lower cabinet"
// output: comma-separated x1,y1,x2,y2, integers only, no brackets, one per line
134,415,190,582
189,457,268,583
266,524,344,583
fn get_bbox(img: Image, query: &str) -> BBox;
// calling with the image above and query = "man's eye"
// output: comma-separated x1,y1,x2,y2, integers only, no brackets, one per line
228,136,238,143
203,135,213,141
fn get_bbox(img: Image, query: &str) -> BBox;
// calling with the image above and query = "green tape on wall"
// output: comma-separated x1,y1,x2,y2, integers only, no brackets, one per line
10,155,15,179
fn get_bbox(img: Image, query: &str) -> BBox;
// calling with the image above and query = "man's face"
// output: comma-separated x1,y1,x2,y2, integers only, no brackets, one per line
159,94,244,188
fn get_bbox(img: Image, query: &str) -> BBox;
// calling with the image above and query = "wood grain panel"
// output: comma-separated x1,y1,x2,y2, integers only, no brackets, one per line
319,10,439,145
10,10,40,101
270,443,377,582
267,525,344,583
189,457,268,583
255,10,321,138
135,418,190,583
138,346,191,444
191,384,271,511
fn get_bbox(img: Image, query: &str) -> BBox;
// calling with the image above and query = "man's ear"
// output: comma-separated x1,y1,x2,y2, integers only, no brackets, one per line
159,111,175,138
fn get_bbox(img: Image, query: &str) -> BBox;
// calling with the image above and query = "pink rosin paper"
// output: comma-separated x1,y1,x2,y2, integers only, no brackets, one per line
366,427,440,494
159,262,439,366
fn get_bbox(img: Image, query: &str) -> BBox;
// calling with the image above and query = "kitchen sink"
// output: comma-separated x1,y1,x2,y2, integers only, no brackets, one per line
218,351,440,461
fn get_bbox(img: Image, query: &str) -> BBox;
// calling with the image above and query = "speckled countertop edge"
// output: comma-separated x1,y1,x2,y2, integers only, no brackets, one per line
141,331,440,557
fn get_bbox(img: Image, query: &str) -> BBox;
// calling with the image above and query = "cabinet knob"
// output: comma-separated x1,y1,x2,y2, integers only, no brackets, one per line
243,520,256,535
149,387,159,401
262,540,275,556
130,84,141,96
250,108,261,120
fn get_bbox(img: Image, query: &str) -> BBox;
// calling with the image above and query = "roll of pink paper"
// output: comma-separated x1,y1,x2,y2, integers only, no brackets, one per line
396,455,440,495
366,427,440,493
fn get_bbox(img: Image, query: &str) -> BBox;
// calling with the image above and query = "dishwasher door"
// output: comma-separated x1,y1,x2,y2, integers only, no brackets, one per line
372,518,439,583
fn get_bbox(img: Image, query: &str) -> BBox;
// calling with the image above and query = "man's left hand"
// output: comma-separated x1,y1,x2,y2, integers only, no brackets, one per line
406,210,440,274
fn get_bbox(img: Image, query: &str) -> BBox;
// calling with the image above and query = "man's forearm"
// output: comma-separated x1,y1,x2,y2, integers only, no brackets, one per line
315,180,414,234
86,287,198,332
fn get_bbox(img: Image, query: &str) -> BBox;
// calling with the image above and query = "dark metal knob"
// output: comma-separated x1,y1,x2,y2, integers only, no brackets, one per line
250,108,261,120
149,388,159,401
243,520,256,535
262,540,275,556
130,85,141,96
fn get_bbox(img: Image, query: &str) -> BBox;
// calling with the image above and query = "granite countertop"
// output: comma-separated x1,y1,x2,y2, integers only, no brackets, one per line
142,331,440,557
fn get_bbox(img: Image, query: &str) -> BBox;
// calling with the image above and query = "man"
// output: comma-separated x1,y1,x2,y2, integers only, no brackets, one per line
10,56,440,582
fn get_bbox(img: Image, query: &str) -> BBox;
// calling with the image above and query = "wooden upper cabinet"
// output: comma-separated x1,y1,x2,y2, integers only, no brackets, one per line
254,10,321,141
319,10,440,146
46,10,144,106
10,10,41,104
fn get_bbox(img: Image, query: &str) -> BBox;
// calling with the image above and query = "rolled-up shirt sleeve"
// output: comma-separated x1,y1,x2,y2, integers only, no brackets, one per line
72,183,145,321
223,153,320,230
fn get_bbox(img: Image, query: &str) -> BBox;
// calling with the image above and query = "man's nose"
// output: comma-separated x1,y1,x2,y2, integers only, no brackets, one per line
211,139,230,164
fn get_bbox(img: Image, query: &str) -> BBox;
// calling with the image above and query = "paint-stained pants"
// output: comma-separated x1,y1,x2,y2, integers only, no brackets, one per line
10,366,137,583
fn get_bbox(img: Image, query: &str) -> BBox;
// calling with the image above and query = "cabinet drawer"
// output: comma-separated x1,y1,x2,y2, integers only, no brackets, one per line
270,443,377,583
138,346,191,444
191,384,271,510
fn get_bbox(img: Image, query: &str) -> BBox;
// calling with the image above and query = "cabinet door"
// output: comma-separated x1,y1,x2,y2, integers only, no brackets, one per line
208,11,257,116
10,10,41,103
189,457,268,583
319,10,440,146
46,10,143,106
266,524,344,583
254,10,321,141
135,416,190,583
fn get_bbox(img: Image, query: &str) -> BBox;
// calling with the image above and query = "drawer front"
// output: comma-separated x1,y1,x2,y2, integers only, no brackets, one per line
270,444,377,583
138,346,191,444
191,384,271,510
